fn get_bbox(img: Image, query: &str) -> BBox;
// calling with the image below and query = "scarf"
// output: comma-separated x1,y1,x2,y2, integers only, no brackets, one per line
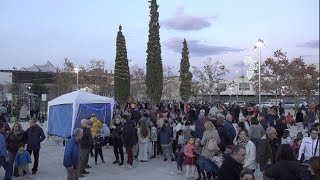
238,138,249,147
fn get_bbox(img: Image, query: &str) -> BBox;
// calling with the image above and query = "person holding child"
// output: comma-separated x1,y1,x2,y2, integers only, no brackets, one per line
14,144,32,179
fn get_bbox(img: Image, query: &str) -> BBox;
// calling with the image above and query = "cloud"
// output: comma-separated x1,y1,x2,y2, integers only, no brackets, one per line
297,40,319,49
164,38,244,56
162,16,217,31
161,5,217,31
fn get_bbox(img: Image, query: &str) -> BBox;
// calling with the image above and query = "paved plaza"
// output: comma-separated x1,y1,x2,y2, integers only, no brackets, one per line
1,109,318,180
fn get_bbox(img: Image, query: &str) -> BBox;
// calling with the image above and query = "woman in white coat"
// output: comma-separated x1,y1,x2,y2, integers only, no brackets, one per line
235,129,257,172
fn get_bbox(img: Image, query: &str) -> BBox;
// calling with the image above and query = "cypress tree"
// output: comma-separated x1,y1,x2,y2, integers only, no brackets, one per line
114,25,130,110
179,39,193,102
146,0,163,105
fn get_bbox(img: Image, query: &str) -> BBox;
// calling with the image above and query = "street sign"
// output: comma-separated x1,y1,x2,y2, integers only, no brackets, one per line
41,94,47,101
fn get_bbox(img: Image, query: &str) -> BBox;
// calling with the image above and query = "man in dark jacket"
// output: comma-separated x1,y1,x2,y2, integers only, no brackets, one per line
258,127,279,179
79,119,93,177
218,145,246,180
130,108,141,125
26,119,45,175
121,115,137,167
63,128,83,180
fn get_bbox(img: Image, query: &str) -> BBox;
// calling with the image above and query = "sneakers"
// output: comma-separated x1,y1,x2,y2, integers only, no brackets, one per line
95,161,98,165
119,161,124,166
150,155,156,159
102,160,105,163
164,158,167,161
112,160,119,164
28,175,33,179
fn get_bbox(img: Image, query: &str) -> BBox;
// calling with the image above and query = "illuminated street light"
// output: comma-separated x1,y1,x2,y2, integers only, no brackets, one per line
253,39,265,111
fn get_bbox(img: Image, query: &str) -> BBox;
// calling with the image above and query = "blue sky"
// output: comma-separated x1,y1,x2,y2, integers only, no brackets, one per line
0,0,319,76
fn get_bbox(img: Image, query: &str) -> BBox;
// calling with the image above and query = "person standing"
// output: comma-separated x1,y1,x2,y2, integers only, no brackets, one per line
296,109,304,132
235,129,257,173
121,115,137,168
6,123,26,177
298,127,320,161
93,130,105,165
0,122,11,180
257,127,279,180
137,121,150,162
218,145,246,180
25,119,45,175
79,119,93,177
63,128,83,180
110,117,124,166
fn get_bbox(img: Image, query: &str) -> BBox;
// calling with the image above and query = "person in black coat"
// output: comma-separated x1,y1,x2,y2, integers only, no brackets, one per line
121,115,137,167
264,144,303,180
110,117,124,166
218,145,246,180
274,117,288,141
216,118,232,152
6,123,26,177
25,119,45,175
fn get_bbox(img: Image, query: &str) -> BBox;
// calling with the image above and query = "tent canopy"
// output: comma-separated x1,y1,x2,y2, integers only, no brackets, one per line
47,90,114,138
48,90,114,106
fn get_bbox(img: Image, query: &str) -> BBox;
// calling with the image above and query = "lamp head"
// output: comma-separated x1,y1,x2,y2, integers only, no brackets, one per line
74,67,79,73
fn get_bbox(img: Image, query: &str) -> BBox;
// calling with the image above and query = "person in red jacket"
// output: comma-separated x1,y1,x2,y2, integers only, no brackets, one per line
286,112,294,127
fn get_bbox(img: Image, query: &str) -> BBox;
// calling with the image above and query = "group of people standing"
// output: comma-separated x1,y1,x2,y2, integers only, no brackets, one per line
62,101,320,180
0,115,46,180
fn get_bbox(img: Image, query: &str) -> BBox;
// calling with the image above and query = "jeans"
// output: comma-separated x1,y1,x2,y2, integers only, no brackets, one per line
27,149,40,172
151,141,157,156
297,122,304,132
0,156,12,180
94,148,104,162
126,146,133,165
161,144,173,159
79,147,90,172
113,143,124,162
138,142,148,161
177,163,183,171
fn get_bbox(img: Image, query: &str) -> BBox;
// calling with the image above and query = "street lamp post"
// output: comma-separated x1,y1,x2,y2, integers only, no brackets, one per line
254,39,265,111
74,67,79,90
236,70,239,102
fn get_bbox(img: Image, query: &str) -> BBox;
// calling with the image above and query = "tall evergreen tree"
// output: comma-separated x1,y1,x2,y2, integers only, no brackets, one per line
179,39,193,102
146,0,163,105
114,25,130,110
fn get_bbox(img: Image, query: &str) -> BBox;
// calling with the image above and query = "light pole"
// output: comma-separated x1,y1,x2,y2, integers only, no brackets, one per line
236,70,239,102
74,67,79,90
254,39,265,111
229,87,232,101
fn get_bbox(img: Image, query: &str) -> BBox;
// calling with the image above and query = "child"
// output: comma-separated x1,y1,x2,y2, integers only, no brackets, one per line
194,138,205,180
177,130,185,149
184,137,196,180
281,129,293,145
94,130,105,165
175,144,184,175
184,122,193,143
14,144,32,179
150,122,158,159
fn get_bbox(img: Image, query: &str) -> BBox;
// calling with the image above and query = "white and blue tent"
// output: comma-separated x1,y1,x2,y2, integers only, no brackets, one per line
47,90,114,138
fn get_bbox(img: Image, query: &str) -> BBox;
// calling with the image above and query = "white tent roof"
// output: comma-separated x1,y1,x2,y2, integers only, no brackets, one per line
48,90,114,106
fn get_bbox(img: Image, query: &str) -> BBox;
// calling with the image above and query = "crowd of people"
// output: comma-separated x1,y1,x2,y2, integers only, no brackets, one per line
61,101,320,180
1,100,320,180
0,115,46,180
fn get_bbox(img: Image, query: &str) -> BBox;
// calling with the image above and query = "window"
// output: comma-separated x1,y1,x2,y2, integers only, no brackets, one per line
239,83,250,91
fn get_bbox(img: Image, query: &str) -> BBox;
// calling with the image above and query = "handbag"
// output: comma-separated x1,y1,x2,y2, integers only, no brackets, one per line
207,138,220,151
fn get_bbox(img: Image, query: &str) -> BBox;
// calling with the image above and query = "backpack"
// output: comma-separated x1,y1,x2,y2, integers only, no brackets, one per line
207,138,219,151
